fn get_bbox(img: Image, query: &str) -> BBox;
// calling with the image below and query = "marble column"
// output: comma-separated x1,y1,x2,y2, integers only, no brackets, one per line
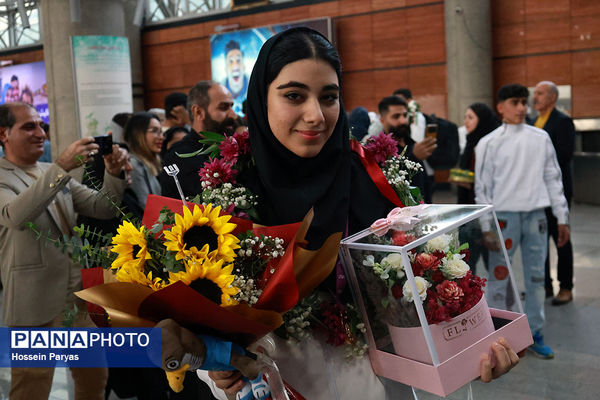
444,0,493,125
41,0,143,156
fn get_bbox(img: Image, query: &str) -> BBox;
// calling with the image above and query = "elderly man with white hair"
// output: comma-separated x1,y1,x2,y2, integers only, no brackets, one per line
531,80,576,306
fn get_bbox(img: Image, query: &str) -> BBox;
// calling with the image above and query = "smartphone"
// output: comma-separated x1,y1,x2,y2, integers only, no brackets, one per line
425,124,438,140
93,135,113,156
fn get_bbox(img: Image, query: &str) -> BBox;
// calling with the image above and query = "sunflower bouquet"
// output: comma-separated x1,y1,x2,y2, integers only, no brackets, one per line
76,193,329,347
109,203,241,305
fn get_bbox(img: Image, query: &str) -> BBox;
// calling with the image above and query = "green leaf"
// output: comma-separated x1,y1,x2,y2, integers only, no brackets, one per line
381,297,390,308
457,242,469,251
176,149,204,158
73,224,85,237
198,131,226,142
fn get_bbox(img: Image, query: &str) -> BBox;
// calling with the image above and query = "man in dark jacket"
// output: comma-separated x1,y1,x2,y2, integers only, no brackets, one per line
160,81,238,200
532,80,576,305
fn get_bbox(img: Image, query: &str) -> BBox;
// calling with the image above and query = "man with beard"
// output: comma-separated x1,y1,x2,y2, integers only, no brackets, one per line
378,95,436,196
160,80,238,199
224,40,249,115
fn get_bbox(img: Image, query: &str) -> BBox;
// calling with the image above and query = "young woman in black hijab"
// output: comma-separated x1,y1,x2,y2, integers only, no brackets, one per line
202,28,518,399
458,103,500,204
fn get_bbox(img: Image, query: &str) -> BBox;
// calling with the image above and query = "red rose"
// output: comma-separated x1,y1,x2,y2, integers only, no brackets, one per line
459,249,471,262
391,283,403,299
392,231,415,246
415,253,440,271
437,281,464,304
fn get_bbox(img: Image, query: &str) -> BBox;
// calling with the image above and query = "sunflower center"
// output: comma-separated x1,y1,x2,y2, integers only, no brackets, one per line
190,278,223,304
183,225,218,252
132,244,141,257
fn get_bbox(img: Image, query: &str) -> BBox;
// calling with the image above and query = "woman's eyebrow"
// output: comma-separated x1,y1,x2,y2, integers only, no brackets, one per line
276,81,340,92
276,81,308,90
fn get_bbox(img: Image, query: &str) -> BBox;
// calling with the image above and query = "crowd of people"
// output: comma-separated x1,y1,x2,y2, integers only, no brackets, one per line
0,27,575,399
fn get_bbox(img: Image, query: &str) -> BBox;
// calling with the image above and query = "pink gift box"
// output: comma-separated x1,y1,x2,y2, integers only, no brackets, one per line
340,204,534,397
370,308,532,397
387,296,495,365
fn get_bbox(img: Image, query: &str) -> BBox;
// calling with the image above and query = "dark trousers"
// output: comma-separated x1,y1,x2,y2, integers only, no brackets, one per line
423,173,435,204
544,203,574,291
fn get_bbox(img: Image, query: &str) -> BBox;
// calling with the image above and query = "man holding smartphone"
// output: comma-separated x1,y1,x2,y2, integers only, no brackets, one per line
0,102,131,399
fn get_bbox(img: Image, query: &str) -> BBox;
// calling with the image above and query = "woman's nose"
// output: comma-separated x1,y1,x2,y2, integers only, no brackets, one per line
303,98,325,125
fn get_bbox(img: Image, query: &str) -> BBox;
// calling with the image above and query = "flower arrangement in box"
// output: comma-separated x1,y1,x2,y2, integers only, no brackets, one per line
355,230,493,364
361,233,486,326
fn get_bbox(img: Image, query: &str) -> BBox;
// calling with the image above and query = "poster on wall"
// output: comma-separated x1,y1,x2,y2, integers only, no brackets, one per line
0,61,48,123
71,35,133,137
210,17,332,115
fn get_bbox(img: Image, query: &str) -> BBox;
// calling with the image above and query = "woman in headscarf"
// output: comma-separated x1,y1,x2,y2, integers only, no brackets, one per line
349,106,371,142
455,103,500,274
201,28,518,399
457,103,500,204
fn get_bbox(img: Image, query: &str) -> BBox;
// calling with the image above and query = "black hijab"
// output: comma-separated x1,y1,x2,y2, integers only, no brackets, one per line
242,28,351,250
459,103,500,170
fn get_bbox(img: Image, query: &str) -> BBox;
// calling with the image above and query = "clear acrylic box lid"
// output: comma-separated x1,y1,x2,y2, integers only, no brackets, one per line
342,204,494,251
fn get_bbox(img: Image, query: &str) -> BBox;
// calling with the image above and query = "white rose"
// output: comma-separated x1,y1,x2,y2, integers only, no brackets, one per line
381,253,403,269
402,276,431,302
425,234,452,253
440,254,470,279
381,253,405,279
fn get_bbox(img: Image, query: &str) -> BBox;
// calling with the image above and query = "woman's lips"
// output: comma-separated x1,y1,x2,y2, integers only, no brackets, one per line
296,130,323,141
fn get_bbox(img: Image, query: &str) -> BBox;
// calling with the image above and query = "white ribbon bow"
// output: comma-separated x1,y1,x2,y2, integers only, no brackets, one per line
370,205,429,237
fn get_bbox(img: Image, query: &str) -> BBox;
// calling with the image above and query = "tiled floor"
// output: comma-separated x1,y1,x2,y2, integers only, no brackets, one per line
1,190,598,400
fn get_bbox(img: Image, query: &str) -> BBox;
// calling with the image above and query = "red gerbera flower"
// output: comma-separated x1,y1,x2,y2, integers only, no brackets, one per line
233,130,250,156
219,136,239,164
199,157,237,188
364,132,398,164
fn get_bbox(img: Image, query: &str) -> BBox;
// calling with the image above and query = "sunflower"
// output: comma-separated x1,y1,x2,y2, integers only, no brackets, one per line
111,221,152,273
113,264,166,291
169,258,239,306
163,204,239,264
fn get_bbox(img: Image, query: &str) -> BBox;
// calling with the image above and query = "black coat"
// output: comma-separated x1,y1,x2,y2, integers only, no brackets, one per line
159,130,210,200
533,108,575,200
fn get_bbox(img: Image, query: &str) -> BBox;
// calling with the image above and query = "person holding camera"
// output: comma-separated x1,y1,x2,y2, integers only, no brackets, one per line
0,102,130,399
123,111,163,214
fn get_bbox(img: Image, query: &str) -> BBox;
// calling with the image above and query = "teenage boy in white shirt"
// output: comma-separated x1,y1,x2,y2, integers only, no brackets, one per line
475,84,570,359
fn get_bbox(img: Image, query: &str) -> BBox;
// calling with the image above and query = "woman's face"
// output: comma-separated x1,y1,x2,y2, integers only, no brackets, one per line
464,108,479,134
267,59,340,158
144,118,164,154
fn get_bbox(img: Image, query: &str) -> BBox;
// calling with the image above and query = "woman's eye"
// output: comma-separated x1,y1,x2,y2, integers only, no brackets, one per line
284,92,302,102
321,94,339,103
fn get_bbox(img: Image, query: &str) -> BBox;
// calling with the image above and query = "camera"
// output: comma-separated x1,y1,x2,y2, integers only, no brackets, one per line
93,135,113,156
